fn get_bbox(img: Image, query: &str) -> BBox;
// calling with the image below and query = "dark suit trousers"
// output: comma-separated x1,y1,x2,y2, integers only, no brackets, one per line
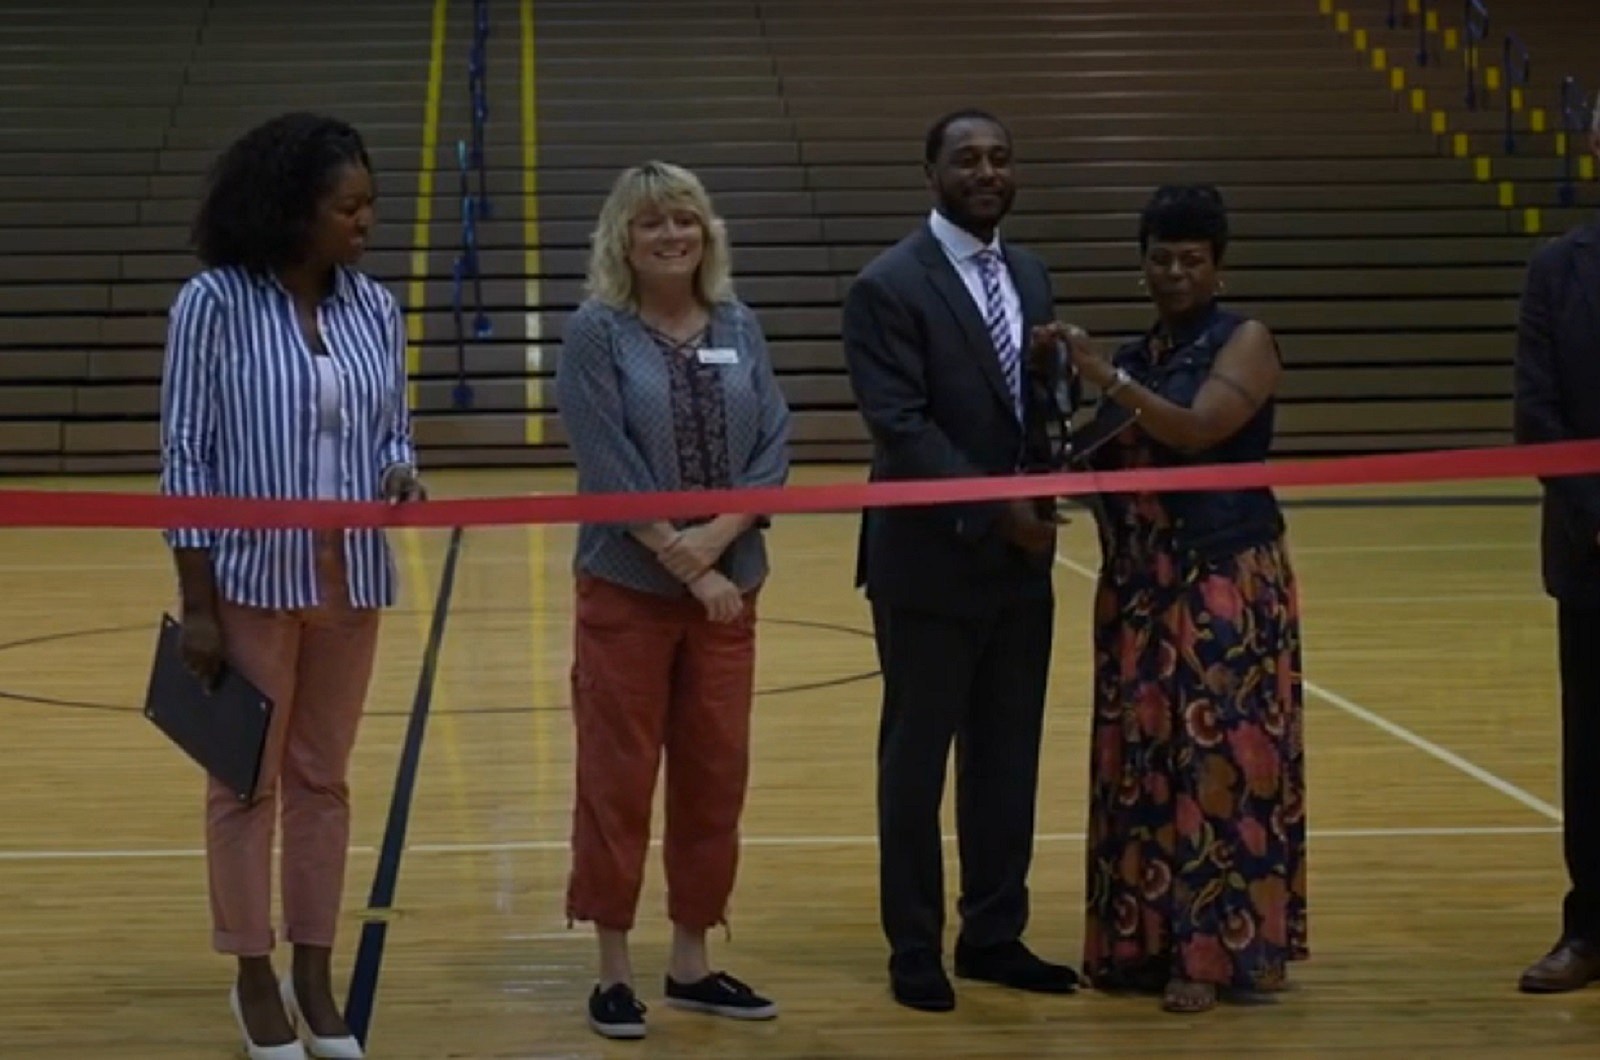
1559,603,1600,942
872,595,1053,957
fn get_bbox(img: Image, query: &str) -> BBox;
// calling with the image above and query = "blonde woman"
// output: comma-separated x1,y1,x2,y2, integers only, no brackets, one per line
554,160,791,1040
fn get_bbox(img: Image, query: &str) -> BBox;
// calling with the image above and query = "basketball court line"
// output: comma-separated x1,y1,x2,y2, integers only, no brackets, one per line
0,824,1561,863
1289,542,1529,555
0,538,1537,575
1306,593,1542,605
343,526,464,1042
1052,552,1565,824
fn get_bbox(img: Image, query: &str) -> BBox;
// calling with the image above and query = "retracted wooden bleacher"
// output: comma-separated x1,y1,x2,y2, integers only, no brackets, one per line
0,0,466,473
1,0,1593,471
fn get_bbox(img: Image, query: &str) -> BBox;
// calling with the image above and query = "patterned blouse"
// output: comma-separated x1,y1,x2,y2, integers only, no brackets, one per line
644,322,732,497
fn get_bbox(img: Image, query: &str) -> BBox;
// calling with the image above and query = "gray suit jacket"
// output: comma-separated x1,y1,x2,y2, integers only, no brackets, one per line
841,223,1060,616
1515,220,1600,606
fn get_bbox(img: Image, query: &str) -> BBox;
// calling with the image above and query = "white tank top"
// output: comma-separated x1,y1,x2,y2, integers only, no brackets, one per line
311,356,342,499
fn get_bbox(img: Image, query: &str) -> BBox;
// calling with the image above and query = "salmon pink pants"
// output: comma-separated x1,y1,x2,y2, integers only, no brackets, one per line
205,536,380,956
566,574,759,932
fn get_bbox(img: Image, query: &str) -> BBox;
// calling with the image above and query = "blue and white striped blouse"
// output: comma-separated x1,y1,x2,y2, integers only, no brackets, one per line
158,264,416,610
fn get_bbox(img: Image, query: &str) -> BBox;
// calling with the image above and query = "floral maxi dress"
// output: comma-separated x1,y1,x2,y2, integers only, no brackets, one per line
1081,427,1309,991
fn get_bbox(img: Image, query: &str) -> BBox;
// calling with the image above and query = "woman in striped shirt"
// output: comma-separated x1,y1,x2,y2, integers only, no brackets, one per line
160,112,423,1060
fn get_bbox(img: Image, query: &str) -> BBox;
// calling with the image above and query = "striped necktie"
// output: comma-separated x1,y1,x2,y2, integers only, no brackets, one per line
975,248,1021,421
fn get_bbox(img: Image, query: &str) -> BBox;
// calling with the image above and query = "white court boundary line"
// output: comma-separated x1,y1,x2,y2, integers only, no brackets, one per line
0,825,1561,863
0,545,1563,859
1054,553,1564,823
0,538,1537,574
1289,542,1527,555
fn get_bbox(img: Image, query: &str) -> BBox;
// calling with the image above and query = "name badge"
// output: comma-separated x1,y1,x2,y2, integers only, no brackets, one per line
696,347,739,366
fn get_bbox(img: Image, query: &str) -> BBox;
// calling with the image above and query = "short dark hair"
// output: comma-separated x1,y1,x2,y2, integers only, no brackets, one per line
192,112,371,273
924,109,1011,165
1138,184,1230,261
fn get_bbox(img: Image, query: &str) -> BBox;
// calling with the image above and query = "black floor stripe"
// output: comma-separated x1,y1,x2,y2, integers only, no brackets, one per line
343,526,464,1047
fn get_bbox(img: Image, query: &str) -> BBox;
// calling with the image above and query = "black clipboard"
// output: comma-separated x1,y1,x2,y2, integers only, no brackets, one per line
143,613,274,802
1068,403,1140,469
1059,404,1141,524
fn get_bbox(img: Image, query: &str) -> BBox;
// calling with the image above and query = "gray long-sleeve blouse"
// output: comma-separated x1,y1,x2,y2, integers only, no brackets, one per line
554,296,792,596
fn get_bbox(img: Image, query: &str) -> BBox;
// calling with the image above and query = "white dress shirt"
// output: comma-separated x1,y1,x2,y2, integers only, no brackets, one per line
928,209,1024,418
928,208,1023,359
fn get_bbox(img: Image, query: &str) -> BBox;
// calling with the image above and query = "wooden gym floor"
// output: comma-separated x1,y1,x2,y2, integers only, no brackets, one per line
1,465,1597,1058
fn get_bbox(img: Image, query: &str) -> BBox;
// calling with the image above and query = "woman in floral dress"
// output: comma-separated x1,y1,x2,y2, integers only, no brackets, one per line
1035,184,1307,1013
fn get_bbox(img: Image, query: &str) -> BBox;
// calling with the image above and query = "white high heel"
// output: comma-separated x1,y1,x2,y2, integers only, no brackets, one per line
229,984,309,1060
280,977,365,1059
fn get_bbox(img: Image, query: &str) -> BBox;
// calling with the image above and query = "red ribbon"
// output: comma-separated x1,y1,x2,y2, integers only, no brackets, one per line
1,439,1595,530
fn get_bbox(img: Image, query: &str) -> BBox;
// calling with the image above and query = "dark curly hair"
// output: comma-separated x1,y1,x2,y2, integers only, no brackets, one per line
192,112,372,273
1138,184,1230,262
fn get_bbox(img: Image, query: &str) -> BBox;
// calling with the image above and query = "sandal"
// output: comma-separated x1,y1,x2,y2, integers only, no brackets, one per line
1252,968,1290,993
1161,977,1218,1014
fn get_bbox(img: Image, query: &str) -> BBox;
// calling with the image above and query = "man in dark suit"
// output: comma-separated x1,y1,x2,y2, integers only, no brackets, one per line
840,109,1078,1011
1513,114,1600,994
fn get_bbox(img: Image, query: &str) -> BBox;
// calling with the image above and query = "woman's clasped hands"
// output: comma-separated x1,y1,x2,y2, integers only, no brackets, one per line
658,524,744,623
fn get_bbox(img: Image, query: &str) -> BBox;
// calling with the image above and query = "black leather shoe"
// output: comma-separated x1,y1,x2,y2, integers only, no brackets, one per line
954,939,1079,994
889,950,956,1012
1519,938,1600,993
